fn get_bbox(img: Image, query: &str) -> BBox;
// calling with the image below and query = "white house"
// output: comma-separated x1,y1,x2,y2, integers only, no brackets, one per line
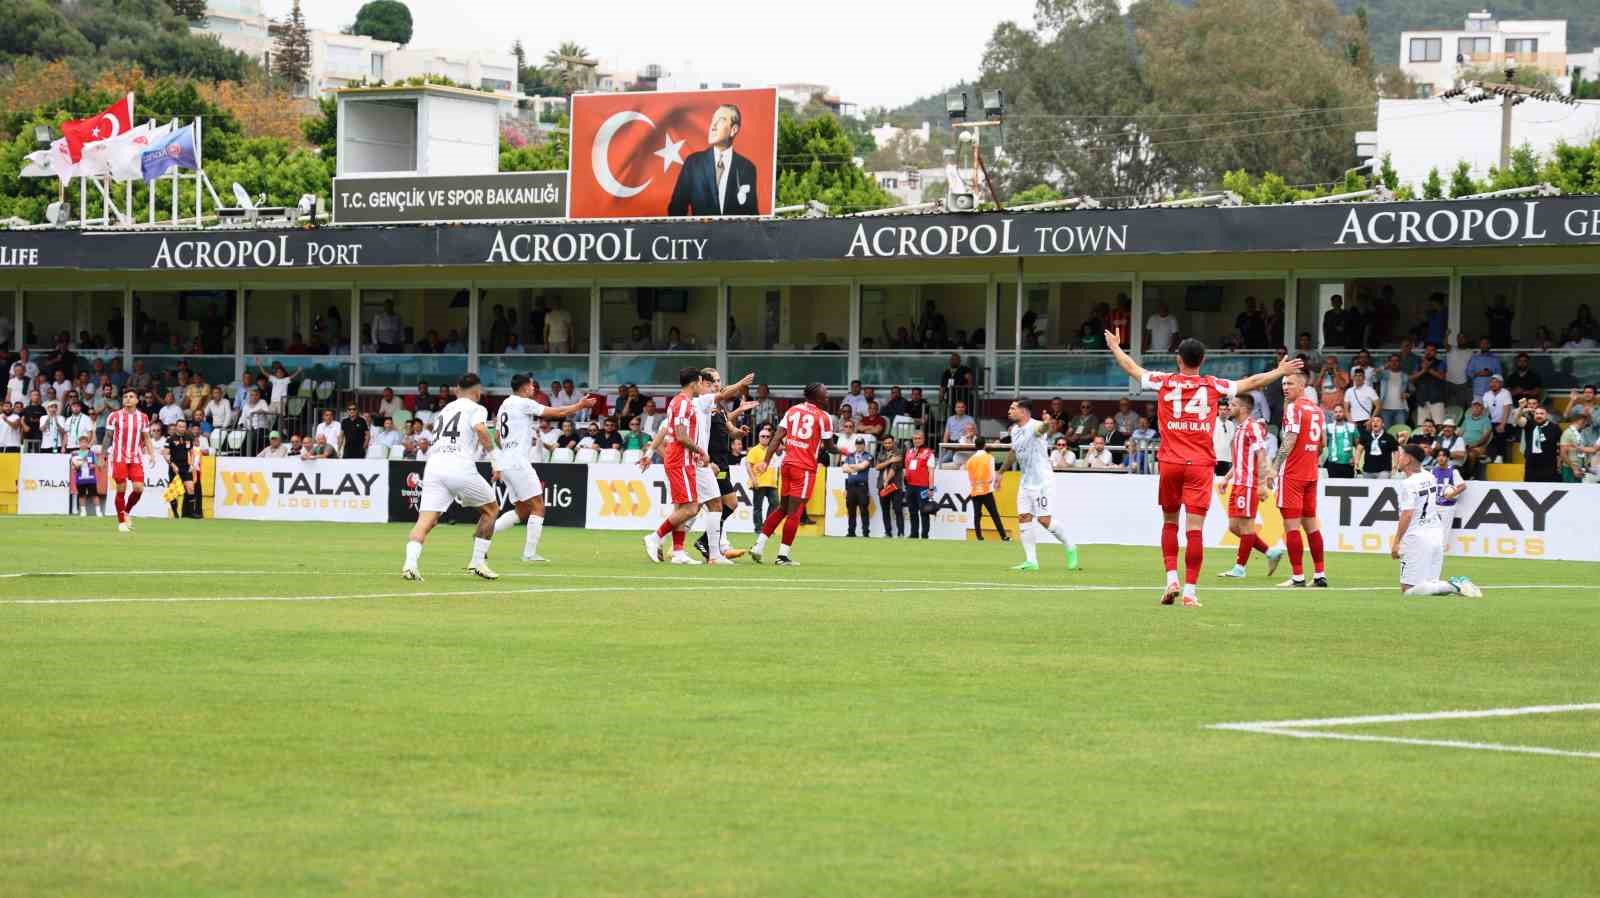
870,122,931,150
1399,11,1574,97
868,167,949,206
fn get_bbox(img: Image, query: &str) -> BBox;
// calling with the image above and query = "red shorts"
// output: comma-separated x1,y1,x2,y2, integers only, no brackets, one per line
1277,476,1319,519
665,463,696,506
1158,460,1213,516
111,461,144,485
780,465,819,502
1227,484,1260,520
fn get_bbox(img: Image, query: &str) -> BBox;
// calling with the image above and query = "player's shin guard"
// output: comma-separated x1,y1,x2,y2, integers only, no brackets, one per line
1285,530,1304,578
1184,530,1204,585
1161,522,1180,583
494,509,519,534
1307,530,1326,575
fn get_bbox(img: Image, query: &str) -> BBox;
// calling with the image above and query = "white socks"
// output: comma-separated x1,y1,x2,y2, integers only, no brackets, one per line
704,507,723,559
471,537,491,567
778,543,791,558
1166,570,1180,587
753,533,768,552
1044,521,1075,550
1183,583,1197,599
1406,581,1457,596
524,517,544,557
404,539,423,569
1020,522,1039,563
494,509,519,534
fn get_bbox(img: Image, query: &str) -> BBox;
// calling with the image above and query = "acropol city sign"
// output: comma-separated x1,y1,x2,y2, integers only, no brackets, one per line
3,196,1600,273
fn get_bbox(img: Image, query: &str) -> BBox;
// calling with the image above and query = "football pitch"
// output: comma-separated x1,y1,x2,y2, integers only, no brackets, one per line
1,517,1596,897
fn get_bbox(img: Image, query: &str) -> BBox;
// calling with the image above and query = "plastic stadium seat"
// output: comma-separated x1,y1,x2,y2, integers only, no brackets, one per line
226,430,245,453
390,409,411,428
574,448,599,464
549,448,576,464
316,381,335,401
389,445,408,459
621,449,643,465
597,448,622,463
286,396,307,419
297,378,317,397
1386,424,1411,439
366,445,388,459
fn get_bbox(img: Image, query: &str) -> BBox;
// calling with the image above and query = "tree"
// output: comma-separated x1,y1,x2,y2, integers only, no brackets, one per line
1457,64,1560,94
511,40,526,77
1007,183,1063,205
1421,166,1443,199
1376,65,1424,99
1378,152,1398,190
166,0,208,22
541,41,596,96
270,0,312,92
348,0,412,46
0,0,253,82
1447,161,1481,198
500,118,568,172
1136,0,1379,188
776,113,896,213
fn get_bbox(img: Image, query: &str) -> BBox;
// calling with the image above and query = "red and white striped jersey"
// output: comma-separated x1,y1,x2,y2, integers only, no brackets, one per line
106,408,149,464
662,392,718,468
1230,418,1266,487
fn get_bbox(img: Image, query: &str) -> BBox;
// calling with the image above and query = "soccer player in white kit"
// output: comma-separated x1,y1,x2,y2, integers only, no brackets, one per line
1391,444,1482,597
490,373,595,562
402,373,502,582
1002,399,1080,572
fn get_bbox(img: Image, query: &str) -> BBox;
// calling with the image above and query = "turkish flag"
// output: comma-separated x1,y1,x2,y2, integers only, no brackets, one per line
61,94,136,163
569,87,777,220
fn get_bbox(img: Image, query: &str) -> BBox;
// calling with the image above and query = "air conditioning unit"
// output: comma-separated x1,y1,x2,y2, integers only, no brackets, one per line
947,192,978,212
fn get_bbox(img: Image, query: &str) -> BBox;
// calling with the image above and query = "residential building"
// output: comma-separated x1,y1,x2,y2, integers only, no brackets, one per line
1399,11,1573,97
870,122,931,150
1369,98,1600,190
869,167,949,206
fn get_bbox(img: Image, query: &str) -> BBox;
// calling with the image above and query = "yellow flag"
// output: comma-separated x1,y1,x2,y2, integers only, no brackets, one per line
163,478,186,504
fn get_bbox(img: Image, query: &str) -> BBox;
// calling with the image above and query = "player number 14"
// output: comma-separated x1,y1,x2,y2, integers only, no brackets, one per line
1163,384,1210,419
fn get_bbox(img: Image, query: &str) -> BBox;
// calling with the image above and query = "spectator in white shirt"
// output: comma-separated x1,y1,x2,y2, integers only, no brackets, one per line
205,387,233,430
376,387,403,422
0,401,21,451
6,363,26,403
63,400,95,447
39,401,66,451
1080,436,1116,469
157,392,186,428
638,400,662,437
1145,302,1180,353
47,371,70,404
1344,367,1380,426
840,381,869,418
543,297,574,353
1443,332,1473,407
313,408,342,447
553,379,578,407
413,434,431,461
16,349,39,381
375,416,403,451
234,371,257,410
256,431,289,457
254,358,303,414
1050,436,1077,470
371,300,405,352
504,333,525,353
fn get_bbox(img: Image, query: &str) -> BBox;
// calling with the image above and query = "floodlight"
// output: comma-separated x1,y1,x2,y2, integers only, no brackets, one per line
946,92,968,121
33,125,51,150
981,88,1005,118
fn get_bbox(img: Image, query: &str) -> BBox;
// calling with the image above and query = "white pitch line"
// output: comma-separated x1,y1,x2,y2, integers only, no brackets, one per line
0,583,865,606
1211,703,1600,760
0,569,287,579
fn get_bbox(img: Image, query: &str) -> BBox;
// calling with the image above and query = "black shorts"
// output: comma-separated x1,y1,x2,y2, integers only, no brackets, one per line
76,482,96,497
710,457,737,497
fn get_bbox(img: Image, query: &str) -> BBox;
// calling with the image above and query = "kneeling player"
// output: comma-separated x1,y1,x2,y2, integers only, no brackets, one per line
1218,394,1285,578
1392,445,1481,597
490,375,595,562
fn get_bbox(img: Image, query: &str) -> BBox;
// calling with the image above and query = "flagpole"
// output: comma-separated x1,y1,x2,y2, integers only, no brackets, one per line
79,175,87,226
194,115,203,228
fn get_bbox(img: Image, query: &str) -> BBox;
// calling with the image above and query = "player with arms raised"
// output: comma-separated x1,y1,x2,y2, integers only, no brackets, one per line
1106,330,1302,606
751,382,833,565
1392,445,1482,597
1272,371,1329,587
105,388,155,532
1217,393,1285,578
401,373,501,581
490,374,595,562
1000,398,1079,572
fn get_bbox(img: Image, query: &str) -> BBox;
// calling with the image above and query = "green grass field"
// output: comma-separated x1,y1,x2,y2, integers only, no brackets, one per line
2,517,1597,897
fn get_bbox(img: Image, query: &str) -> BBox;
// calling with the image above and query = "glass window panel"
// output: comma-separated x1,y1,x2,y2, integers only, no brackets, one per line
245,288,349,356
1142,278,1285,351
598,285,716,352
597,351,716,388
478,286,591,353
860,282,986,351
360,287,469,354
998,281,1133,350
728,284,848,351
21,289,122,351
1461,274,1598,350
1295,275,1449,351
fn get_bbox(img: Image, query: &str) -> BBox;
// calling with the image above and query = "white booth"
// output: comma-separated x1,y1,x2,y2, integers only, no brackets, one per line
335,83,502,177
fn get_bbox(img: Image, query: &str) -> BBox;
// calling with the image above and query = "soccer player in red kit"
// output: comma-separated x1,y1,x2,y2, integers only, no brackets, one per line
105,388,156,532
1272,370,1329,587
751,382,832,565
1106,331,1302,606
1217,393,1286,579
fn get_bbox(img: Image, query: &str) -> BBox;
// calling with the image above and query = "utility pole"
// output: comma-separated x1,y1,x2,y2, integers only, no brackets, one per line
1441,58,1578,171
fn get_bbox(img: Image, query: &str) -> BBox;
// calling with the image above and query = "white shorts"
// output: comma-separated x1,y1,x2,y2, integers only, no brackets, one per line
420,462,496,514
499,462,543,504
695,465,720,506
1399,527,1445,585
1016,484,1054,519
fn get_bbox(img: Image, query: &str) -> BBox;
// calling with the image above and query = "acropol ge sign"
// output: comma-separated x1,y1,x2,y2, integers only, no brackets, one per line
332,172,567,225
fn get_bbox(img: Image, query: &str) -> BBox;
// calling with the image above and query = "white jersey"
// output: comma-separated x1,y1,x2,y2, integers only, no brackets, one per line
426,397,488,466
1009,420,1054,492
496,395,548,461
1399,470,1443,529
691,393,718,453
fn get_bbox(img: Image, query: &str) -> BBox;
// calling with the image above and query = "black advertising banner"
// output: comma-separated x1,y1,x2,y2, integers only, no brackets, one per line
6,196,1600,273
388,461,587,527
332,172,567,225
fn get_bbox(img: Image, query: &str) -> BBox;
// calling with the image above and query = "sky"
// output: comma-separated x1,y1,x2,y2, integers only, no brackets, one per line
261,0,1041,109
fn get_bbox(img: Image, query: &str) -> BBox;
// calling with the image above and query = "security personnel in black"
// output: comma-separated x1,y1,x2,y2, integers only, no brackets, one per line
695,403,748,560
165,419,199,518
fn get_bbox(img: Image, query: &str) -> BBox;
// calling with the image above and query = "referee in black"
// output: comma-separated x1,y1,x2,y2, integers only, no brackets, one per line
696,382,756,561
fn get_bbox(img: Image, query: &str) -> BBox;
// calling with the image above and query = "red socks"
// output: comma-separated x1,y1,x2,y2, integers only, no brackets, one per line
761,507,786,537
1235,534,1270,566
671,530,685,552
780,508,802,546
656,519,674,538
1161,522,1179,574
125,489,141,512
1307,530,1325,575
114,491,126,522
1285,530,1305,577
1184,530,1204,585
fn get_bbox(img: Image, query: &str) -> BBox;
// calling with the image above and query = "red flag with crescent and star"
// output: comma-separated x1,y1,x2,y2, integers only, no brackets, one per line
61,93,136,163
568,87,777,220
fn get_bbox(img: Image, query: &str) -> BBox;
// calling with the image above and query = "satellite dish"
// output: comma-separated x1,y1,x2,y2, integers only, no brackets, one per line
232,183,255,210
